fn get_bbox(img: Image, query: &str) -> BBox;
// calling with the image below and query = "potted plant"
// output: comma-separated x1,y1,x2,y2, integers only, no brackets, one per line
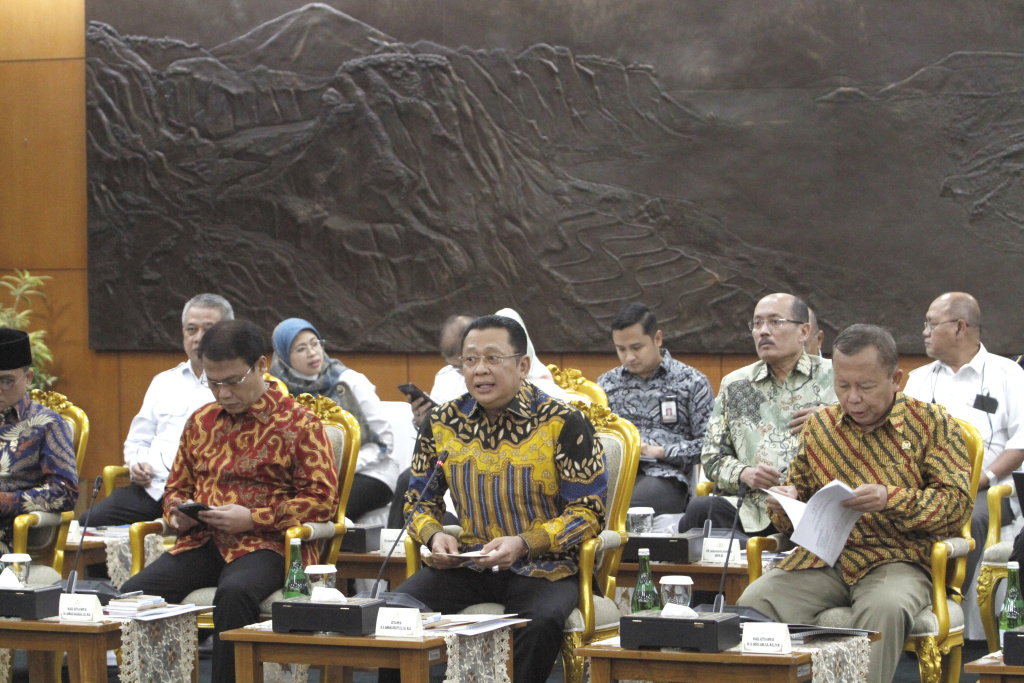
0,270,56,389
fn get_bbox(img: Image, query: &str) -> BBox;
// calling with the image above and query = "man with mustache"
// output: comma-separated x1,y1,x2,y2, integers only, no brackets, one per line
679,293,836,535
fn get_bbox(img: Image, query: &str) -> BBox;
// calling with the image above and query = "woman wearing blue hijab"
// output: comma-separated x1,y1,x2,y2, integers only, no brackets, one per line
270,318,397,521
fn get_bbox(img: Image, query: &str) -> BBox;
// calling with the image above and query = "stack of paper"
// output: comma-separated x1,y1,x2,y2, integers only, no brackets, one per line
105,594,167,616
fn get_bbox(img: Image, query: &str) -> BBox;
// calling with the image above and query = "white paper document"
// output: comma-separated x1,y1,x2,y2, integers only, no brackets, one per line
766,480,863,566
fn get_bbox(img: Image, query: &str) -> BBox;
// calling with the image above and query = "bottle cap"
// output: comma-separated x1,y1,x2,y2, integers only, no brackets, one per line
1011,561,1020,570
290,537,301,545
638,548,650,556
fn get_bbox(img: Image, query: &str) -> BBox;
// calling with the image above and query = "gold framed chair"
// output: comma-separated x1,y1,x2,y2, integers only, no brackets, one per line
403,401,640,683
127,392,359,630
976,482,1016,651
745,418,984,683
15,390,90,579
547,364,609,407
102,373,289,497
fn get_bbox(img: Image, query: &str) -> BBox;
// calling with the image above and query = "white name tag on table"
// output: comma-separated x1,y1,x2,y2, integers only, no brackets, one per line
742,622,792,654
59,593,104,622
375,607,423,637
701,537,742,564
378,528,407,554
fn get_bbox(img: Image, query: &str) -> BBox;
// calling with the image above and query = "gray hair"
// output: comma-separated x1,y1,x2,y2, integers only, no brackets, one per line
833,324,899,375
182,294,234,325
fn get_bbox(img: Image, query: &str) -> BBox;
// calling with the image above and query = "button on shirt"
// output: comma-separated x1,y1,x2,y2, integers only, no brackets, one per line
904,344,1024,476
598,349,713,491
702,353,836,533
124,360,214,500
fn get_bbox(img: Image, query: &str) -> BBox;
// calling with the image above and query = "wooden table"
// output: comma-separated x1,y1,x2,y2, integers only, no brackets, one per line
966,655,1024,682
221,627,512,683
0,618,122,683
63,539,108,578
616,561,750,604
577,641,813,683
335,551,408,589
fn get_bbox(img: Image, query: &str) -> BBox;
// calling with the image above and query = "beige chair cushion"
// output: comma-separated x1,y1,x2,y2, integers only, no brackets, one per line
459,595,620,634
984,540,1013,565
183,587,283,618
325,424,346,473
816,600,964,638
27,565,61,586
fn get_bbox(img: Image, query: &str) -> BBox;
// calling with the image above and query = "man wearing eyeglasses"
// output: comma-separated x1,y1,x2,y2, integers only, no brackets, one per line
85,293,233,527
679,293,836,535
0,328,78,556
903,292,1024,593
383,314,607,683
120,319,338,683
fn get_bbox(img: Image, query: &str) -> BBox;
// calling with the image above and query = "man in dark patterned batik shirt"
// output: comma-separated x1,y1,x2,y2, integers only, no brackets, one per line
0,328,78,556
598,303,713,515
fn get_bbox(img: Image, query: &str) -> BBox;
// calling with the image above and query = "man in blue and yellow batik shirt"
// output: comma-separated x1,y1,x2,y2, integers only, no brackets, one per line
389,314,607,683
0,329,78,556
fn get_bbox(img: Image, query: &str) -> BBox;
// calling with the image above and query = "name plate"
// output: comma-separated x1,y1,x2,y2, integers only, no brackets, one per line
743,622,792,653
378,528,407,554
701,537,742,564
59,593,104,622
375,606,423,637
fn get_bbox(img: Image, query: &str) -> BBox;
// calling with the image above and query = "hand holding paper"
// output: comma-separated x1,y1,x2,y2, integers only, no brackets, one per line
765,480,864,566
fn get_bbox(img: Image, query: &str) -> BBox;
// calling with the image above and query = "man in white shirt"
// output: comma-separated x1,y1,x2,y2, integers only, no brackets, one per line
86,294,234,526
903,292,1024,587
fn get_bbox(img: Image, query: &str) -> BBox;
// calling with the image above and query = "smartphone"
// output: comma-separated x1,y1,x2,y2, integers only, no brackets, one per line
398,383,436,408
176,502,211,522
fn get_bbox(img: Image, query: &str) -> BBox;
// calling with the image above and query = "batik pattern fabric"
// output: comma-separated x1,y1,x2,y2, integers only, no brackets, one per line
406,382,607,581
0,396,78,554
775,393,973,584
163,385,338,568
598,349,713,488
701,353,836,533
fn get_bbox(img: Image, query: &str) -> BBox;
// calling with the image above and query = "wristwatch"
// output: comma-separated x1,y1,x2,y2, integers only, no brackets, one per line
985,469,998,485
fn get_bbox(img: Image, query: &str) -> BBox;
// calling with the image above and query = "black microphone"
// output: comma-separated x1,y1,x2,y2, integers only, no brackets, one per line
66,475,103,595
712,481,749,613
355,451,448,609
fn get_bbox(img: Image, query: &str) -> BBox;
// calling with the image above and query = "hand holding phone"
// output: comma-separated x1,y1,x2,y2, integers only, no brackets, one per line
176,502,211,522
398,383,436,408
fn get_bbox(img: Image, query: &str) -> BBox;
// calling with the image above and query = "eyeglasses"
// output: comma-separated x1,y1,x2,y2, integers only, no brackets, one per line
292,338,326,355
747,318,805,332
923,320,962,333
459,354,523,369
201,361,256,389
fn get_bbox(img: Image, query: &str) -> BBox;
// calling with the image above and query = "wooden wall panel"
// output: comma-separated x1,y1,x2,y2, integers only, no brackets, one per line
408,354,444,395
343,353,408,402
0,59,86,270
0,0,85,62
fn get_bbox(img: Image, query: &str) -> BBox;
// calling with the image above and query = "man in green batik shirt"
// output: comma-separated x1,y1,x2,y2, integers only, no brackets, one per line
679,293,836,535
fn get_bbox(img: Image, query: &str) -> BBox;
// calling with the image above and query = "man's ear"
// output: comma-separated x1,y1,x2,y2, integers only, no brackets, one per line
654,329,663,348
519,353,531,378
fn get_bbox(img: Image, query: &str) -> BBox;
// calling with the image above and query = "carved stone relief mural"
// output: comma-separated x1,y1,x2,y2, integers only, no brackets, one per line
86,1,1024,353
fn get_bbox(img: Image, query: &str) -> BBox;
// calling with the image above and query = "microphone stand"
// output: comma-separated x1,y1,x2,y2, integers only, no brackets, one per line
65,475,103,595
355,452,448,610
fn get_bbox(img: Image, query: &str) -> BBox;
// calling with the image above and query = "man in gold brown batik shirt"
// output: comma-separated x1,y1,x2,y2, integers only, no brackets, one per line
738,324,972,683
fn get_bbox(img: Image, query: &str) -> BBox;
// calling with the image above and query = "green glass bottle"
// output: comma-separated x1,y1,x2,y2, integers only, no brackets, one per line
1000,561,1024,648
630,548,662,613
283,538,311,598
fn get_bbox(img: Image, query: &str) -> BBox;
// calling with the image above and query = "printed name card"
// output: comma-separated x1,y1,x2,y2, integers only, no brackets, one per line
701,537,742,564
742,622,792,654
59,593,104,622
378,528,407,554
375,606,423,637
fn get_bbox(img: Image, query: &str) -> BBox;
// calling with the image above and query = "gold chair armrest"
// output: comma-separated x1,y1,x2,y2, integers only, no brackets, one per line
746,536,779,583
404,535,424,577
696,482,714,497
986,484,1014,548
129,520,167,576
576,537,599,642
13,511,72,572
930,540,952,643
102,465,130,497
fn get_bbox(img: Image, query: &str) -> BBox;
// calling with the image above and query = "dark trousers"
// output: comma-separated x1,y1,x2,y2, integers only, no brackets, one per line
678,495,777,536
120,540,284,683
631,472,689,515
347,473,393,522
380,567,579,683
86,483,164,527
